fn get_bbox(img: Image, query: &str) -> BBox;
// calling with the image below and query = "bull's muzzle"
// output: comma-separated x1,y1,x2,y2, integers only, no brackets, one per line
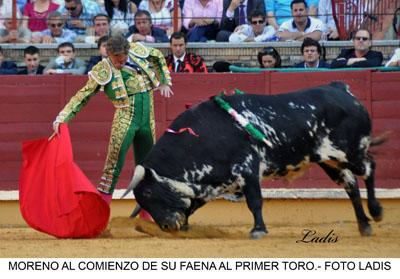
158,213,186,232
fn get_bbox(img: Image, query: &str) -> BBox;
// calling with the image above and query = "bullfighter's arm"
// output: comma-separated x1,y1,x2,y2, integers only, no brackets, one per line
53,76,101,124
147,47,172,86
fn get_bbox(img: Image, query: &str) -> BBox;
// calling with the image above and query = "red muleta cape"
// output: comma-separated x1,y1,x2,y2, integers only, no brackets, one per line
19,124,110,238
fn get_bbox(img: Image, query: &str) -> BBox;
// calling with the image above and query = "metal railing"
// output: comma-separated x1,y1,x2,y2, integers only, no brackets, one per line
332,0,400,39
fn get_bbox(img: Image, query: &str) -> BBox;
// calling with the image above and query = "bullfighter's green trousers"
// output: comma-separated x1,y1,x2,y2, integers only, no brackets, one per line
97,92,155,195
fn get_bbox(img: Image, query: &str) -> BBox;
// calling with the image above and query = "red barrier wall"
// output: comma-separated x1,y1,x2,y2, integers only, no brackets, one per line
1,71,399,191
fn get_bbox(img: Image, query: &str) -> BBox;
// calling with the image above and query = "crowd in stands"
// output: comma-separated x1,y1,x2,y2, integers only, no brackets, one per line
0,0,399,74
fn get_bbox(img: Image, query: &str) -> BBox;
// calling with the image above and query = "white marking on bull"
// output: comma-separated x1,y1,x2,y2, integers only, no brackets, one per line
359,136,371,154
188,164,213,181
342,169,356,193
150,169,196,198
316,136,348,162
241,110,280,146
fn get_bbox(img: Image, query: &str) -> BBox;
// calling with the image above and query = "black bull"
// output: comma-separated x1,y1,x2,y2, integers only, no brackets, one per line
122,82,384,239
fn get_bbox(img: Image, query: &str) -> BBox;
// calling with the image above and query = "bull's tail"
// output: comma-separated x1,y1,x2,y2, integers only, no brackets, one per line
120,165,145,199
370,131,391,147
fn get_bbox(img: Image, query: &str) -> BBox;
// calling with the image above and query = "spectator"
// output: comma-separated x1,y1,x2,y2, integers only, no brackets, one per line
0,14,32,43
58,0,102,35
18,46,45,75
228,10,275,43
385,48,400,67
217,0,265,42
317,0,338,40
257,46,281,68
295,38,330,68
85,35,109,73
22,0,60,32
44,42,86,75
104,0,136,35
276,0,323,41
0,0,22,29
265,0,318,31
165,31,208,72
126,10,169,43
0,46,18,75
330,29,383,68
76,13,111,43
32,11,76,43
139,0,182,37
182,0,223,42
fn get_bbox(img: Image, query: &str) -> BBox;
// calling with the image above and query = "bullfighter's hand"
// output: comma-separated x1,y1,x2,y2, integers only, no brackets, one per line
155,84,173,98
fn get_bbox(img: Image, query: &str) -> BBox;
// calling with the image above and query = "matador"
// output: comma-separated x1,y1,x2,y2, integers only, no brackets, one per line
52,35,173,204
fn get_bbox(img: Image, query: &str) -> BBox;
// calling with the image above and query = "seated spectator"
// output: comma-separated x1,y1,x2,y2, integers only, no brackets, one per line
0,46,18,75
0,14,32,43
257,46,281,68
76,13,111,43
266,0,318,31
295,38,330,68
58,0,102,35
182,0,223,42
330,29,383,68
126,10,169,43
385,48,400,67
22,0,60,32
317,0,339,40
18,46,45,75
104,0,136,35
217,0,265,42
0,0,22,29
165,31,208,73
228,10,275,43
276,0,323,41
31,11,76,43
44,42,86,75
85,35,109,74
139,0,182,37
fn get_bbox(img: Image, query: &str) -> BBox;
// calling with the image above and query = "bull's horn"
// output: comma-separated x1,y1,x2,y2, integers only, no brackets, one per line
120,165,145,199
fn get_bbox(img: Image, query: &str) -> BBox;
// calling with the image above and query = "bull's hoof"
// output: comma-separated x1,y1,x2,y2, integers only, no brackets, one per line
180,223,190,231
250,229,268,240
358,223,372,236
369,205,383,222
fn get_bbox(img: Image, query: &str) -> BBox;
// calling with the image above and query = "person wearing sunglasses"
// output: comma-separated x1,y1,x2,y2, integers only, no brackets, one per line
228,10,275,42
32,11,77,44
58,0,102,36
216,0,265,42
330,29,383,68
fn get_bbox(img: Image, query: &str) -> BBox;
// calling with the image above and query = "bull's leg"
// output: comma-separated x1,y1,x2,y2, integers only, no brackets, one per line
363,159,383,222
242,174,267,239
319,163,371,236
181,199,206,231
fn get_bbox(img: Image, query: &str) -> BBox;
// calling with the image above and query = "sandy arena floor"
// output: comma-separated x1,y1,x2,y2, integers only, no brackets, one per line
1,199,399,258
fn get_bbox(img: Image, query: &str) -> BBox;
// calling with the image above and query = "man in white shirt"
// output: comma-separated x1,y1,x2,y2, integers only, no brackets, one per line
216,0,265,41
277,0,324,41
229,10,276,42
